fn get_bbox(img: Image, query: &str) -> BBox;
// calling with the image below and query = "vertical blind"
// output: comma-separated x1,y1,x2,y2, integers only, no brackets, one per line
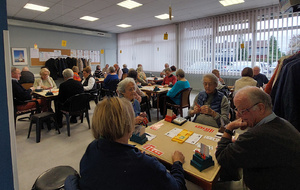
118,24,176,72
179,5,300,77
118,5,300,77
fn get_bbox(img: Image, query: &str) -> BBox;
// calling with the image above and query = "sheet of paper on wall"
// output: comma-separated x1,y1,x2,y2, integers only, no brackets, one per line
185,133,203,144
30,48,39,58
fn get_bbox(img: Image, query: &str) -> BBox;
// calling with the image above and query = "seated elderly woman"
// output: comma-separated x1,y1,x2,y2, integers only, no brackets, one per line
72,66,81,82
103,66,119,89
162,68,177,86
127,68,146,103
82,66,97,92
160,69,190,115
188,74,230,128
137,66,150,86
234,67,257,93
117,78,146,125
33,68,57,89
79,97,186,189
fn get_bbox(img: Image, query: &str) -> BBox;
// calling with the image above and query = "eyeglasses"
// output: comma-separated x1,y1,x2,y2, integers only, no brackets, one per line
234,102,260,115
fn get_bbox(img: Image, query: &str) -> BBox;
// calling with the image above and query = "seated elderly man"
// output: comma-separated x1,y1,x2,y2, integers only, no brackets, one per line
188,73,230,128
114,63,123,80
253,66,269,88
56,69,84,126
12,67,47,112
216,86,300,189
79,97,186,190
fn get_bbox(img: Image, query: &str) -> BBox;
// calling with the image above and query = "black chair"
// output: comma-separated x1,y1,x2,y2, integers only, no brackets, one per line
31,165,79,190
101,79,119,97
14,98,41,127
89,83,101,104
164,88,193,117
140,95,152,122
60,93,91,136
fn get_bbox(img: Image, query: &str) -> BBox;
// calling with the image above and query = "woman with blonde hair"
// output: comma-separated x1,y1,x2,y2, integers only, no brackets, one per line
137,66,150,86
72,66,81,82
79,97,186,190
33,67,57,89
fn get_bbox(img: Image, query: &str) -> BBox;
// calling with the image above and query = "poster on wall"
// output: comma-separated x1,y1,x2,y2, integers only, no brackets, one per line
12,48,28,65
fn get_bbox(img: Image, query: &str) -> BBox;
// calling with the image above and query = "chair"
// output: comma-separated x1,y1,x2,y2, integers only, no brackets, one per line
31,165,79,190
14,98,41,127
60,93,91,136
101,79,119,97
140,95,152,122
89,83,101,104
164,88,193,117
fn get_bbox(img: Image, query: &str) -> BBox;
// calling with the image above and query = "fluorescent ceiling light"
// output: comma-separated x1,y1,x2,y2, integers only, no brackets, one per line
117,24,132,28
155,14,174,20
80,16,99,21
24,3,49,12
117,0,143,9
219,0,245,6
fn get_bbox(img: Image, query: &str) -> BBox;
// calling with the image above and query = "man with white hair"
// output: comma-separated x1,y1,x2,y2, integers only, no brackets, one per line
253,66,269,88
56,69,84,126
216,86,300,189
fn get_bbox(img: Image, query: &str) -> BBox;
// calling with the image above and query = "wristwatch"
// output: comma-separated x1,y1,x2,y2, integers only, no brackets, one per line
224,129,234,136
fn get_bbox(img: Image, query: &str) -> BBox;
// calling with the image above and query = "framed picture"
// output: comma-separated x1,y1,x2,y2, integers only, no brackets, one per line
12,48,28,65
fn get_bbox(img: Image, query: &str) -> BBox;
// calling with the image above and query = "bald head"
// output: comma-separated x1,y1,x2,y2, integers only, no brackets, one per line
22,66,29,71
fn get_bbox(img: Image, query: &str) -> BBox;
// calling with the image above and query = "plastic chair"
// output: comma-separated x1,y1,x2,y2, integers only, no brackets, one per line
14,98,41,128
31,165,79,190
102,79,119,97
164,88,193,117
89,83,101,104
60,93,91,136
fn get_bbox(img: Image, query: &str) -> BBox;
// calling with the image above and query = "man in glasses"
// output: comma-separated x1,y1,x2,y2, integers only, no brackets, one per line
215,86,300,189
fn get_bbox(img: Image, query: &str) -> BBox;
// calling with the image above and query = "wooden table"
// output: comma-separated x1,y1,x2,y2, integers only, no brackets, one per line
33,89,59,99
140,85,170,120
130,120,221,190
33,89,59,111
146,77,163,83
96,78,105,83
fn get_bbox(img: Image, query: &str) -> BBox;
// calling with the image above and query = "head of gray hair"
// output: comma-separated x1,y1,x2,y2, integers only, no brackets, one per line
137,66,143,72
117,77,136,97
176,69,185,78
202,73,218,85
63,68,74,78
238,86,273,110
123,64,127,68
108,66,115,73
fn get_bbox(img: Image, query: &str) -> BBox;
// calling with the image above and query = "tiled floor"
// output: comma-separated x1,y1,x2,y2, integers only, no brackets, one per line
15,91,201,190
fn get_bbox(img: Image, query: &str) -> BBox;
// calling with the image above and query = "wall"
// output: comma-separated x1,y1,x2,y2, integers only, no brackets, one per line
8,25,117,75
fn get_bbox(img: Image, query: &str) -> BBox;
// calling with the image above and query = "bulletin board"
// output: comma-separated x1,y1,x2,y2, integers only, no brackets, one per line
30,48,101,66
30,48,71,66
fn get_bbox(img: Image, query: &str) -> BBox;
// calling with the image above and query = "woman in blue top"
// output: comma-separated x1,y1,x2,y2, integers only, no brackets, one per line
166,69,190,105
161,69,190,115
103,66,119,89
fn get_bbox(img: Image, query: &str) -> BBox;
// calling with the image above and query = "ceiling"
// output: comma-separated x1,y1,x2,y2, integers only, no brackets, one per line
6,0,279,34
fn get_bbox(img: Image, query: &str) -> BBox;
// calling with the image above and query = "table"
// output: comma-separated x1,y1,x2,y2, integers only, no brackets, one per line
146,77,163,83
33,89,59,99
33,89,59,111
96,78,105,83
130,120,221,190
140,86,170,120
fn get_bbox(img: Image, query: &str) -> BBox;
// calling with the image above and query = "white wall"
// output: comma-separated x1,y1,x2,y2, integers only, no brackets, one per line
8,25,117,75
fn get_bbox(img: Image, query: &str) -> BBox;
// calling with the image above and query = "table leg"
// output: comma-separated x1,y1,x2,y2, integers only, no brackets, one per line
156,94,160,120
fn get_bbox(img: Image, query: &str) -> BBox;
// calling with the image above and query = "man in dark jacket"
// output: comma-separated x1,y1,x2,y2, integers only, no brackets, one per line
56,68,84,127
215,86,300,189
